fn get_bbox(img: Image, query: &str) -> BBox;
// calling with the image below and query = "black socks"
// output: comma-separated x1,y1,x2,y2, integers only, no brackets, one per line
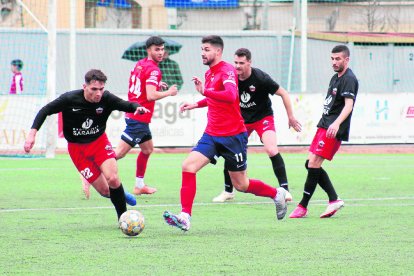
109,184,127,220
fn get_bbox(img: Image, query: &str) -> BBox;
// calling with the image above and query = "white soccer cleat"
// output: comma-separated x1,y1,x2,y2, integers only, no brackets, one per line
274,187,288,220
163,211,191,231
320,199,344,218
212,191,235,202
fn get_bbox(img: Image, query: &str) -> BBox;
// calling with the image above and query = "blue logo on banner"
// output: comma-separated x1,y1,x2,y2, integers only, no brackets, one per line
375,100,389,120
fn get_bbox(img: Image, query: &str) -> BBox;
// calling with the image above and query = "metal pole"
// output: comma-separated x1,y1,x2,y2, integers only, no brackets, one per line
287,17,296,92
46,0,57,158
300,0,307,93
70,0,77,90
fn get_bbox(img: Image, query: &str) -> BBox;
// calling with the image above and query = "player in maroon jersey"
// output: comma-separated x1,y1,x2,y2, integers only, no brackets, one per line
213,48,302,203
80,36,178,198
163,35,291,231
289,45,358,219
24,69,150,220
10,59,23,94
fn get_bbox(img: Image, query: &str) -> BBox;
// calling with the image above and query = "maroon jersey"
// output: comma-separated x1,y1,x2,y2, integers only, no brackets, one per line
10,72,23,94
200,61,246,136
126,58,161,123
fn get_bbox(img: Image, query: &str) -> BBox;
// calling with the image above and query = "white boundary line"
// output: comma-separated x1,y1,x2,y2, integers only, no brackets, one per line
1,196,413,213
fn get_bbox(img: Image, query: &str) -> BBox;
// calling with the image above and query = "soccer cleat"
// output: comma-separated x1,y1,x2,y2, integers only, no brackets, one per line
289,204,308,218
274,187,288,220
212,191,235,202
320,199,344,218
133,185,157,196
81,178,91,200
163,211,191,231
124,191,137,206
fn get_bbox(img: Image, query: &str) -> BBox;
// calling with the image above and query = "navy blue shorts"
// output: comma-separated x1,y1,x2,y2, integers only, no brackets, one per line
193,132,248,171
120,118,152,147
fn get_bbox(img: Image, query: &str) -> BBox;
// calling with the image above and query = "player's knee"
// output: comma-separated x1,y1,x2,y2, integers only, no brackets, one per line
265,147,279,157
182,162,196,173
98,187,110,197
106,174,120,188
141,147,153,155
115,151,126,160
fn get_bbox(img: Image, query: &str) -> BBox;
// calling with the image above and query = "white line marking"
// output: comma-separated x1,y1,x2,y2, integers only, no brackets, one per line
1,196,413,213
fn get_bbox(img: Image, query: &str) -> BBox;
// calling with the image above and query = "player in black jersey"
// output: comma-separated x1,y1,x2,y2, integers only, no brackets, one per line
212,48,302,203
24,69,149,221
289,45,358,219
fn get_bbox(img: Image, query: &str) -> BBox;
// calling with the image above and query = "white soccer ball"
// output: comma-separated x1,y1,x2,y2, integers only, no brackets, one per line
118,210,145,236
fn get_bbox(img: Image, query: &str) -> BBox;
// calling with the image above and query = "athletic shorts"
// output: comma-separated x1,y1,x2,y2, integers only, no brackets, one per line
192,132,248,171
245,115,276,139
120,118,152,147
309,128,342,161
68,133,115,183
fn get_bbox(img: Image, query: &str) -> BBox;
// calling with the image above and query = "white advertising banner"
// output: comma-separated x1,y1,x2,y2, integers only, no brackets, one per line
1,93,413,154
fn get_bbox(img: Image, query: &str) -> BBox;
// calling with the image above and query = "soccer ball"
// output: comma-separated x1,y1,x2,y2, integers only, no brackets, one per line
118,210,145,236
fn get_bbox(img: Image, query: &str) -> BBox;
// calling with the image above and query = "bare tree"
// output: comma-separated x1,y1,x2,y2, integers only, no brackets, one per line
359,0,386,32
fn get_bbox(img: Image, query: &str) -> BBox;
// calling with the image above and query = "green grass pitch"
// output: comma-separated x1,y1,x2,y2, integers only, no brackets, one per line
1,152,413,275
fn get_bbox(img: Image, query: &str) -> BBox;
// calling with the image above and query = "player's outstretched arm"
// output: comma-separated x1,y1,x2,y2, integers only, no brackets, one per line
24,129,38,153
276,86,302,132
134,106,150,116
180,102,198,113
146,84,178,101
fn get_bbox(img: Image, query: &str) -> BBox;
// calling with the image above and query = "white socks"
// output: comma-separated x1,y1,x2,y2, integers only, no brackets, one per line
135,177,145,188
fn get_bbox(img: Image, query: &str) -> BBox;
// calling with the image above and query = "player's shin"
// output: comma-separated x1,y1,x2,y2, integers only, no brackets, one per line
109,184,127,220
180,172,196,215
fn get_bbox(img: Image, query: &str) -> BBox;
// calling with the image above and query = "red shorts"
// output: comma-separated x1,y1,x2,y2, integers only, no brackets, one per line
245,115,276,139
309,128,341,161
67,133,115,183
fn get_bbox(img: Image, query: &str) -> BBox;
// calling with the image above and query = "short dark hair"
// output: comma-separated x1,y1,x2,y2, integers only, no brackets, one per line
84,69,107,84
234,48,251,61
11,59,23,71
146,36,165,49
332,45,350,57
202,35,224,50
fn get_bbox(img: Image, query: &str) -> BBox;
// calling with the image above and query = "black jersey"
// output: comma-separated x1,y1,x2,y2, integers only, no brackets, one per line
238,67,280,124
317,68,358,141
31,89,139,143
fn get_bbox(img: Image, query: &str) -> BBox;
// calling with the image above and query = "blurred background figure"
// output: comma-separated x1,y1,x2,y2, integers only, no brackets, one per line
159,49,183,91
10,59,23,94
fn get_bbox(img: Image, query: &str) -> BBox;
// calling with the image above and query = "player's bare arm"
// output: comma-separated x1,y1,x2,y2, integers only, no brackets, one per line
327,98,354,139
180,102,198,113
276,87,302,132
192,76,204,95
24,129,38,153
146,84,178,101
